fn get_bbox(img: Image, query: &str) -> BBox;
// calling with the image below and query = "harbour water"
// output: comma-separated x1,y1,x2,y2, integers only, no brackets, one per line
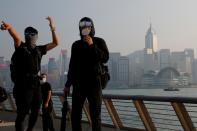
103,87,197,97
53,86,197,97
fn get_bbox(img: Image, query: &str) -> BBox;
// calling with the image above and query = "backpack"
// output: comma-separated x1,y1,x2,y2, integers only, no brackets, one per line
0,86,8,103
99,63,110,89
10,44,42,84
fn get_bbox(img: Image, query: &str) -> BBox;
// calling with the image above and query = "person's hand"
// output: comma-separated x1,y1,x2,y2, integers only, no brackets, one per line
46,16,55,31
63,87,70,97
44,102,48,108
83,36,93,46
0,21,11,30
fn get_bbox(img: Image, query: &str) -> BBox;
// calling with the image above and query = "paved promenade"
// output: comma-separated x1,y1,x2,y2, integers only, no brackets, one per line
0,111,126,131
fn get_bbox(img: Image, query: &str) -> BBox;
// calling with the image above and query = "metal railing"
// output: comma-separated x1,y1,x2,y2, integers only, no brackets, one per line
1,92,197,131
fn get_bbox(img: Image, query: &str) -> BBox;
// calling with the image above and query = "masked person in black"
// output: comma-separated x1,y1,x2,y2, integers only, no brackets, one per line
64,17,109,131
40,73,55,131
0,16,59,131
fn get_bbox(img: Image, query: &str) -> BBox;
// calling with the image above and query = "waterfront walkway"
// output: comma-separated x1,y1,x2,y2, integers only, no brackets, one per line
2,92,197,131
0,111,127,131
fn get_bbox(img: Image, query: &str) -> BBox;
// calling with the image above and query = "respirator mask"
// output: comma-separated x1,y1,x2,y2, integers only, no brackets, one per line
79,21,92,36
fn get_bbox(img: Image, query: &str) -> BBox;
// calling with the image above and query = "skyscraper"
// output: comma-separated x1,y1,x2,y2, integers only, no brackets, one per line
108,53,121,82
59,49,68,75
0,56,11,88
48,57,60,88
59,49,68,88
48,58,58,74
118,56,129,86
171,51,192,74
160,49,171,69
144,24,159,72
145,24,158,52
184,49,195,82
127,50,144,86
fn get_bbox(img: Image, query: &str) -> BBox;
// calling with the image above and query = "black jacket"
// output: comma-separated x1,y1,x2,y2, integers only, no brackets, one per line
65,37,109,88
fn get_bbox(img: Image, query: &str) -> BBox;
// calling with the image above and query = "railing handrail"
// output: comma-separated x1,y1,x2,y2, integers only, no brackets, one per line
53,92,197,104
4,91,197,131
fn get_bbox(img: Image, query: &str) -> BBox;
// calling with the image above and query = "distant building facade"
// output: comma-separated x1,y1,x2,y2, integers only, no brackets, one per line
0,56,11,89
48,57,60,88
118,56,129,86
171,51,192,74
159,49,171,69
59,49,68,87
128,50,144,86
108,53,120,83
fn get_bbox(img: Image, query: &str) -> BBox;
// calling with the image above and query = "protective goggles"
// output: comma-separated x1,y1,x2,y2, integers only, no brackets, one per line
25,32,37,36
79,21,92,28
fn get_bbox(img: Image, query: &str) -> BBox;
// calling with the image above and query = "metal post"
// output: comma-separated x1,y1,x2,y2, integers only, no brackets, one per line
103,98,123,129
171,102,196,131
133,100,156,131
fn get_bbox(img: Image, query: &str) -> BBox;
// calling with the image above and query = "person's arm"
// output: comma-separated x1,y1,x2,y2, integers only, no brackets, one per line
45,16,59,51
44,90,52,108
0,21,22,48
89,38,109,63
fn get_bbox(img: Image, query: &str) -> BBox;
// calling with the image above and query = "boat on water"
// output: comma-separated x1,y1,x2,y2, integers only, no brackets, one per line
164,80,180,91
164,87,180,91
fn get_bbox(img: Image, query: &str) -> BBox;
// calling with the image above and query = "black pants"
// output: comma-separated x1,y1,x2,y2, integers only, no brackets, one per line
42,104,55,131
71,86,102,131
14,87,41,131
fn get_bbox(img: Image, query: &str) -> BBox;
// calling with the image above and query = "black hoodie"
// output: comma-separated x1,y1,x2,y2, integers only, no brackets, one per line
65,17,109,88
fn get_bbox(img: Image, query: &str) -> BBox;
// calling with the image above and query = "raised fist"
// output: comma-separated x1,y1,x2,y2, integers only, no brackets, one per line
0,21,11,30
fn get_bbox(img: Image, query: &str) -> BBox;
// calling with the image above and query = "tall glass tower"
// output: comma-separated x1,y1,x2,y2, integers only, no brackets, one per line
145,24,158,53
48,58,60,88
59,49,68,88
59,49,68,76
144,24,159,72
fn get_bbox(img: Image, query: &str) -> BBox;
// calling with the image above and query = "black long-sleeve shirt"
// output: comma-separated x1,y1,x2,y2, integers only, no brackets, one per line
65,37,109,88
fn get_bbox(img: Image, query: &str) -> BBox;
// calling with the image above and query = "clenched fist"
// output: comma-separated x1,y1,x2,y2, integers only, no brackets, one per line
0,21,12,30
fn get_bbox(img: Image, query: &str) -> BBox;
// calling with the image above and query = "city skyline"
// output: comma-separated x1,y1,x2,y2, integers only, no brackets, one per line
0,45,196,89
1,0,197,64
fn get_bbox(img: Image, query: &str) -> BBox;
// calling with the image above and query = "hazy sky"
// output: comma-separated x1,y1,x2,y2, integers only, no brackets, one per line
1,0,197,64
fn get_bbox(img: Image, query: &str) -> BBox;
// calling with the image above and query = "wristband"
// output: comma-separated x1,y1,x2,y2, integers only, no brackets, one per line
50,27,56,31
